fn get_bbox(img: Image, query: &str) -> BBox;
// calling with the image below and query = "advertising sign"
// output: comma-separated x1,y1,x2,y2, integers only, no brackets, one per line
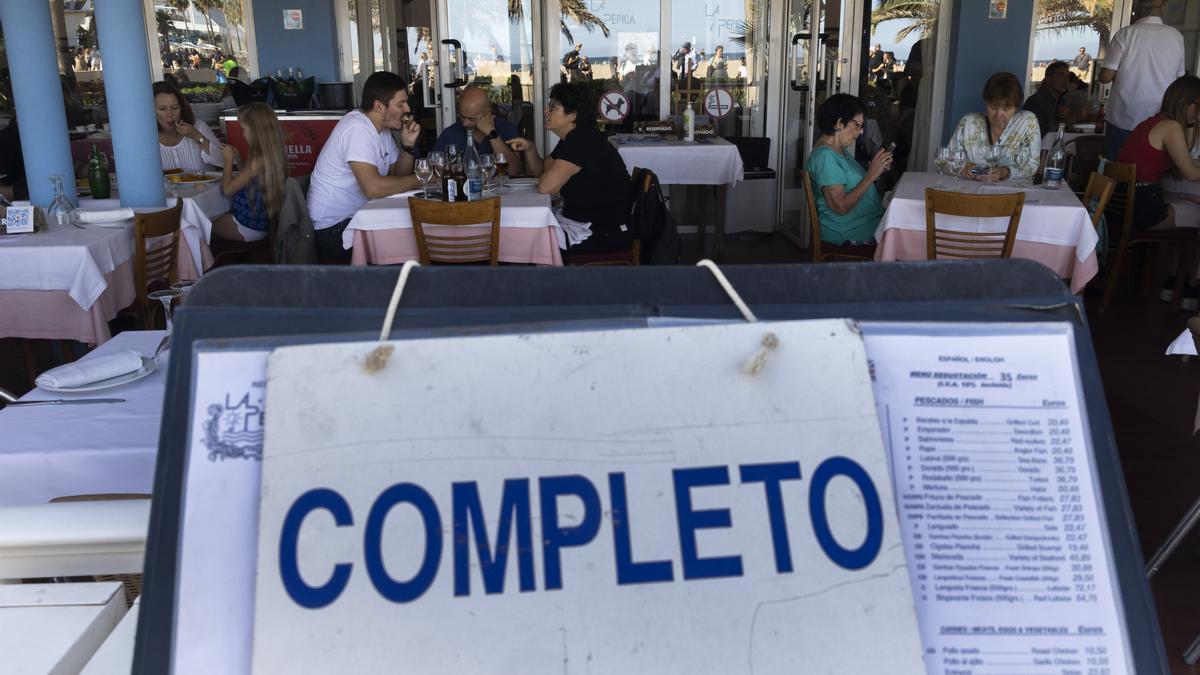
225,117,340,177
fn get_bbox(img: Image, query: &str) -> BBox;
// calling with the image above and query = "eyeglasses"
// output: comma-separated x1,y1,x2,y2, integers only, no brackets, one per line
545,101,563,112
846,119,864,130
457,113,484,123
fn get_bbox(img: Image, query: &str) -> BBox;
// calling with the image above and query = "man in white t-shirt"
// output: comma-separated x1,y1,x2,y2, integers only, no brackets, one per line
308,71,422,261
1098,0,1185,159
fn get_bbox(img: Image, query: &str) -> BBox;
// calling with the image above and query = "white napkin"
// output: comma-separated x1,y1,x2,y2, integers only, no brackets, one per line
552,209,593,250
1166,328,1198,356
36,349,144,389
76,208,134,222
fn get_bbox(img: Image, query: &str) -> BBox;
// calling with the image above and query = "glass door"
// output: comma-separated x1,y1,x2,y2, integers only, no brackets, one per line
777,0,866,247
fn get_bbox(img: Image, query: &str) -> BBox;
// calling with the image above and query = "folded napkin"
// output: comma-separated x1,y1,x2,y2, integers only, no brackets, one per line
1167,328,1198,356
552,209,593,250
76,208,135,222
36,349,144,389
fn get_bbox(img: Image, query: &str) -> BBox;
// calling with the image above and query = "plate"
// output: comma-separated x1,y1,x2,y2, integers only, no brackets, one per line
507,178,539,186
166,172,220,185
38,357,157,393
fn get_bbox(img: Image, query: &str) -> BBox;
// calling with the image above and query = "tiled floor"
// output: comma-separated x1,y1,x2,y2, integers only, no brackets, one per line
2,234,1198,671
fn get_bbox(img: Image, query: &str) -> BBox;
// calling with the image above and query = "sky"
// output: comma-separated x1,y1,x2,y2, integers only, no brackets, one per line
873,19,1105,63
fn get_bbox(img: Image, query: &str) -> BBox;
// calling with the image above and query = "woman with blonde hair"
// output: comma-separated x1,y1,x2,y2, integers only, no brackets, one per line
211,103,288,242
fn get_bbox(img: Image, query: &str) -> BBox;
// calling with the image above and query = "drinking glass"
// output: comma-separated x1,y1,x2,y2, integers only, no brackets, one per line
169,280,196,304
148,288,183,334
480,154,497,193
414,158,433,197
47,175,73,227
934,147,951,175
948,148,966,178
495,153,509,185
428,151,446,190
985,143,1005,177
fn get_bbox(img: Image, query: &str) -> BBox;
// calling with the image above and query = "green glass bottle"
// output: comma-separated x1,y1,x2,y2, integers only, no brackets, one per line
87,143,111,199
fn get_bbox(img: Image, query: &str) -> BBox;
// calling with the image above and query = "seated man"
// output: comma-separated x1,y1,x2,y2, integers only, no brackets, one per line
307,71,421,262
1023,60,1070,137
431,86,523,173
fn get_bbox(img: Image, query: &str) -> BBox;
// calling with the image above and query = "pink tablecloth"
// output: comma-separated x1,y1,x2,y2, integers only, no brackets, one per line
875,229,1100,293
351,226,563,266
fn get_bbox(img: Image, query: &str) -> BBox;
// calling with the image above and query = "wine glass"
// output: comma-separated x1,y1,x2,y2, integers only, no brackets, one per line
148,288,183,335
495,153,509,185
480,154,497,193
414,158,433,198
428,151,446,191
47,175,73,227
985,143,1005,178
170,280,196,304
934,147,951,175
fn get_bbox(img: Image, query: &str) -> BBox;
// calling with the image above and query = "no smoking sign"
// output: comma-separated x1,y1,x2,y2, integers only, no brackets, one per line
704,89,734,119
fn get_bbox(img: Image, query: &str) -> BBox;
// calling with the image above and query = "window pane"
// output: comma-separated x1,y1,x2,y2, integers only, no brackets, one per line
560,0,661,131
445,0,537,136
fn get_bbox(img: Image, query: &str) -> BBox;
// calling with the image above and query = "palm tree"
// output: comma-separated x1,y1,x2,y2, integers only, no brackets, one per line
507,0,609,44
870,0,938,42
872,0,1114,45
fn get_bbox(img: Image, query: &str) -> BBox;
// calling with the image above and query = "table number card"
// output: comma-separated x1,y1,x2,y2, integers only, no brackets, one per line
3,205,34,234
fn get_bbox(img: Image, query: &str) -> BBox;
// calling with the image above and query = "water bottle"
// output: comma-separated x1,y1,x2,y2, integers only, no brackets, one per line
464,145,483,200
683,100,695,142
87,143,111,199
1044,122,1066,190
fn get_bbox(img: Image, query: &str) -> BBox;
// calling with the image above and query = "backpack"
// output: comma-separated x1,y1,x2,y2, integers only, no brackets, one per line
630,167,682,264
272,175,318,264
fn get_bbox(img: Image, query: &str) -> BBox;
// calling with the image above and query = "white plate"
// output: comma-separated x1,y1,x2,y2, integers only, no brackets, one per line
39,357,157,393
167,172,220,185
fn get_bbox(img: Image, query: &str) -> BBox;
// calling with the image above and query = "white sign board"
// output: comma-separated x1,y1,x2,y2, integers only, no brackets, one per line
282,9,303,29
598,89,630,122
704,88,734,119
252,320,924,673
862,323,1132,674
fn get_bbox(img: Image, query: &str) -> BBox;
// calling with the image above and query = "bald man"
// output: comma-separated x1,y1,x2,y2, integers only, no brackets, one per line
431,86,523,173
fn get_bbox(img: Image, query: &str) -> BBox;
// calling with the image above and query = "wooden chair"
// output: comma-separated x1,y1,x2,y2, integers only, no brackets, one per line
802,170,876,263
408,196,501,265
924,188,1024,260
132,199,183,329
1080,172,1115,230
566,168,650,266
1100,160,1198,312
1066,134,1105,194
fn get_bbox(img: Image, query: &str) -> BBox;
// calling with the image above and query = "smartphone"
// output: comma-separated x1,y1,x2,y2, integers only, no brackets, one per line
885,142,897,153
969,165,990,176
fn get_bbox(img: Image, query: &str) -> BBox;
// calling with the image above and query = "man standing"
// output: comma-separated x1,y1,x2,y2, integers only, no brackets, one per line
1099,0,1185,158
307,71,422,262
563,44,583,82
431,86,523,173
1023,61,1071,137
1071,47,1092,76
868,43,883,84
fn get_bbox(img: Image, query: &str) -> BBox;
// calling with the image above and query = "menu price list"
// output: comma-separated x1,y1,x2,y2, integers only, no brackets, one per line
863,327,1131,675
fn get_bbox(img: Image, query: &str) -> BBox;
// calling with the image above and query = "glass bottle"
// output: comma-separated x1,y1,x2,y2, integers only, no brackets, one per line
1044,123,1066,190
88,143,111,199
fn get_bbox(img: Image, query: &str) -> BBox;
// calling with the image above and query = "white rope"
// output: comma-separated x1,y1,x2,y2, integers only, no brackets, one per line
696,259,757,322
379,260,421,341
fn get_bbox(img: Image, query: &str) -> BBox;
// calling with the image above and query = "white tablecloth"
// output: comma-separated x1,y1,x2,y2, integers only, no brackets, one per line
611,136,744,185
876,172,1098,263
0,186,227,312
343,190,561,249
0,331,166,506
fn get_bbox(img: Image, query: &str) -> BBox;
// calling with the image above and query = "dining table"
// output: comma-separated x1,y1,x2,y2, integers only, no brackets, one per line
0,330,166,506
344,189,565,266
0,183,226,345
874,171,1100,293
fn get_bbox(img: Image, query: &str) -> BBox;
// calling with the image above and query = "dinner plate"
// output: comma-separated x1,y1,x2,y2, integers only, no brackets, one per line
167,172,220,185
39,357,157,393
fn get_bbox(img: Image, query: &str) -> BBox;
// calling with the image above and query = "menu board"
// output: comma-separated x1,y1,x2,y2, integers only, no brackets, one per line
862,323,1132,675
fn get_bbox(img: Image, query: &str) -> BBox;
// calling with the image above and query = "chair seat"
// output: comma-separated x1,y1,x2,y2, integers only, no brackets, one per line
208,236,272,268
1128,227,1199,242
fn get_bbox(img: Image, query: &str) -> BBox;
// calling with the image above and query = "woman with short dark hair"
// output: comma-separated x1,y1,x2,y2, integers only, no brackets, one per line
805,93,893,245
947,71,1040,181
505,82,635,255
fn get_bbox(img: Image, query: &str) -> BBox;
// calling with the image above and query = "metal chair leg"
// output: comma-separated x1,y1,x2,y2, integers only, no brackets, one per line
1184,631,1200,667
1146,495,1200,579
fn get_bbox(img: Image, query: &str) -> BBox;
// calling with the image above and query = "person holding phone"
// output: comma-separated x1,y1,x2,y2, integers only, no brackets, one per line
947,72,1041,181
805,93,893,246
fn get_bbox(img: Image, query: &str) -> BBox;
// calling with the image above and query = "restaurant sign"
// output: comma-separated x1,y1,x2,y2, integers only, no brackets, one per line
225,117,340,176
251,320,924,672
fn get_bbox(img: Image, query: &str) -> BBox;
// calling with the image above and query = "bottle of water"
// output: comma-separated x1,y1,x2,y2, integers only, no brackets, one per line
464,145,483,200
1044,122,1066,190
683,99,695,142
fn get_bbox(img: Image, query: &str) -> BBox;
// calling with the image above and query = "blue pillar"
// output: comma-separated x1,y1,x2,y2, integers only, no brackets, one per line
94,1,166,207
0,0,77,207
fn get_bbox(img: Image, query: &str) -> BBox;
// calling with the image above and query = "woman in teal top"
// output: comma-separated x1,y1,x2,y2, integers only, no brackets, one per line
806,93,893,244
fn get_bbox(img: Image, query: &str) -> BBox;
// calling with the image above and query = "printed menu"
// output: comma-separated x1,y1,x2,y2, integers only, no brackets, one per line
862,323,1131,675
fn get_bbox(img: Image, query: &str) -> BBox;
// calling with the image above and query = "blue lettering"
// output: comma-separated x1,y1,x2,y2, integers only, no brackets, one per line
808,457,884,570
739,462,802,573
364,483,442,602
279,488,353,609
452,479,536,596
673,466,743,580
539,475,602,590
609,473,673,585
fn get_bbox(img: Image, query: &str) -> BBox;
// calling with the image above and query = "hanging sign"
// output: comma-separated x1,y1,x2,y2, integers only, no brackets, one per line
598,89,631,123
704,88,734,119
251,320,924,673
283,9,303,29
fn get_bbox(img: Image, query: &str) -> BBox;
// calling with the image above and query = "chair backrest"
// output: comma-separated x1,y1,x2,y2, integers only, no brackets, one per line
133,199,183,306
924,188,1024,260
1080,172,1116,230
801,170,824,263
1101,160,1137,238
1066,134,1105,189
408,196,502,265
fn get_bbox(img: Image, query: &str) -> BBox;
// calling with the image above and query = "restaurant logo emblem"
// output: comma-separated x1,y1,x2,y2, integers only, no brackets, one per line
202,392,264,461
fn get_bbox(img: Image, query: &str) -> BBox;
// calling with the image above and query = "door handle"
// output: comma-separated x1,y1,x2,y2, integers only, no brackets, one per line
441,39,468,89
791,34,806,91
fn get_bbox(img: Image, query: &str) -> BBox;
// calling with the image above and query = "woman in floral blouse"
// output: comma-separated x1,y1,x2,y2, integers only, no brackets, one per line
947,71,1041,181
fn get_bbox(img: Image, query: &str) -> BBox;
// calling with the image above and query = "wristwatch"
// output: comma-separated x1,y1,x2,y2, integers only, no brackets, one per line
400,142,418,155
486,129,499,141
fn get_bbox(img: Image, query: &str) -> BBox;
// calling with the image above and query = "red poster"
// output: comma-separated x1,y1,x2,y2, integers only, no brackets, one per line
225,117,341,176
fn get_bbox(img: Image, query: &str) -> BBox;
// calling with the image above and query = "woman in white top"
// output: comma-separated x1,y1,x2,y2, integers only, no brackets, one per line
154,81,222,173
